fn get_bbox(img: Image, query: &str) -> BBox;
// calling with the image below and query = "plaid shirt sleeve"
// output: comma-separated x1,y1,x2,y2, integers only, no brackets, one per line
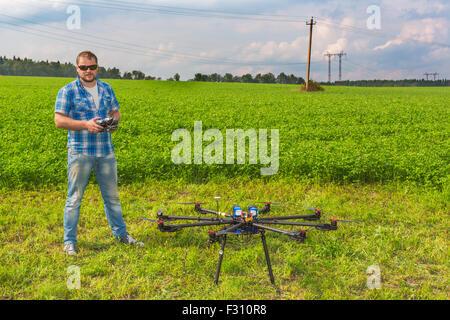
107,85,120,113
54,86,72,115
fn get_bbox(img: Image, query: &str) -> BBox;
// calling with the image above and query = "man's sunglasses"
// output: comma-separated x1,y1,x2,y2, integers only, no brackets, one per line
78,64,98,71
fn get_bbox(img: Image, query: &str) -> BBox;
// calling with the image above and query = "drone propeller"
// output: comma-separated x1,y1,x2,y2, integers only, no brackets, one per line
140,217,162,223
304,205,328,214
304,207,361,223
330,218,362,223
176,202,207,205
256,201,290,205
291,228,312,235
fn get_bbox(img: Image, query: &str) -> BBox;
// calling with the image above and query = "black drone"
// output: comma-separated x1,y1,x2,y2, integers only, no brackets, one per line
95,117,118,132
141,200,361,290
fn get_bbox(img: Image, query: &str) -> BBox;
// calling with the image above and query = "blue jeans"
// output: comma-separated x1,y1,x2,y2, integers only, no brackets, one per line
63,149,127,245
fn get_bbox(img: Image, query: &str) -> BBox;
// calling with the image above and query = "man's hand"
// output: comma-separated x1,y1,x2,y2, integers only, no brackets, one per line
108,110,120,132
85,117,104,134
109,109,120,118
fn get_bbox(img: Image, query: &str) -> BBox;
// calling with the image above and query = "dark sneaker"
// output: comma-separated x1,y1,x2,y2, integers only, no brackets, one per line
64,243,77,256
118,233,144,246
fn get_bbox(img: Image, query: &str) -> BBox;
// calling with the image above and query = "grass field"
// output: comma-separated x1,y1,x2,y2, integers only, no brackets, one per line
0,76,448,300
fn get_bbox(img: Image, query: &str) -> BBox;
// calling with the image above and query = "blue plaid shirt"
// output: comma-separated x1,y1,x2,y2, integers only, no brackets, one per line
55,77,120,157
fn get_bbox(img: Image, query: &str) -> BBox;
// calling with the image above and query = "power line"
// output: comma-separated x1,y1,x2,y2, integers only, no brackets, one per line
11,1,320,69
77,0,450,49
104,0,313,20
315,17,450,49
8,1,446,80
39,0,312,24
0,11,243,65
0,13,317,67
18,0,450,49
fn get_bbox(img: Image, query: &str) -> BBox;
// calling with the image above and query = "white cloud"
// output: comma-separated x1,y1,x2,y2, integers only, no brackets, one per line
0,0,65,16
0,0,449,80
424,47,450,63
374,18,449,50
238,37,307,63
324,38,347,54
381,0,448,17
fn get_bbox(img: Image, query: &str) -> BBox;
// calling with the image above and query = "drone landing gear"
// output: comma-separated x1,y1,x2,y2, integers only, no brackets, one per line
260,230,276,287
214,230,280,294
214,235,227,285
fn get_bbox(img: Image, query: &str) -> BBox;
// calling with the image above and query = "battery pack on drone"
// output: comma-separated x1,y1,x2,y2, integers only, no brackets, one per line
248,205,258,218
232,205,242,217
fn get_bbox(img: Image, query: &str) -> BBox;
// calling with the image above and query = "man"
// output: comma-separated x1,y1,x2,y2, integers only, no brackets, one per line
55,50,143,256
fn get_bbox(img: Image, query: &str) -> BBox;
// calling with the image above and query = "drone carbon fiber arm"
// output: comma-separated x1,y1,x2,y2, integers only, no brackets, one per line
195,206,233,218
256,219,338,231
157,219,237,232
257,213,321,221
216,222,246,236
258,203,271,215
156,214,234,222
252,223,308,242
251,223,296,237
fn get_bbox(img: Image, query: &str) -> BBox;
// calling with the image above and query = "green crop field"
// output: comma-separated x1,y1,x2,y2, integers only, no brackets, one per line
0,76,448,300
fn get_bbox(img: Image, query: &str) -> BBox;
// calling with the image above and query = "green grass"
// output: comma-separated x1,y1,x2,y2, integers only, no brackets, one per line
0,76,448,299
0,179,448,299
0,76,449,189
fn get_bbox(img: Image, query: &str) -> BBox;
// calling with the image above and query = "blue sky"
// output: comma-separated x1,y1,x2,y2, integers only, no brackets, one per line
0,0,449,81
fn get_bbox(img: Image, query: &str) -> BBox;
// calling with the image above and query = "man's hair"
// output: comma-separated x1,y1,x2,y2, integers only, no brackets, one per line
76,51,98,65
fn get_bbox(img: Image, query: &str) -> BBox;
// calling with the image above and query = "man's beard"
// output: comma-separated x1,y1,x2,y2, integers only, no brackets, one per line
80,75,96,82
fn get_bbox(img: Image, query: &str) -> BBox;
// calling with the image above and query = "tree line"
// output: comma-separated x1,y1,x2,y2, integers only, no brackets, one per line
190,72,305,84
0,56,305,84
0,56,161,80
2,56,447,86
329,79,449,87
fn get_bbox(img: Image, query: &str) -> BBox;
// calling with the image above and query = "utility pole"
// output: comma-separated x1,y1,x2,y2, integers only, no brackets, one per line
324,52,333,83
334,51,346,81
423,72,431,80
431,72,439,81
305,16,316,91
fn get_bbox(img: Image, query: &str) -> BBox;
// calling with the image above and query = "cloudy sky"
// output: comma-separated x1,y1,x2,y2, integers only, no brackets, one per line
0,0,449,81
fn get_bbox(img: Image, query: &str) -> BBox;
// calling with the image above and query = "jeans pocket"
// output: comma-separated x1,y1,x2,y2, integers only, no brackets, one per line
104,152,116,161
67,149,82,167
